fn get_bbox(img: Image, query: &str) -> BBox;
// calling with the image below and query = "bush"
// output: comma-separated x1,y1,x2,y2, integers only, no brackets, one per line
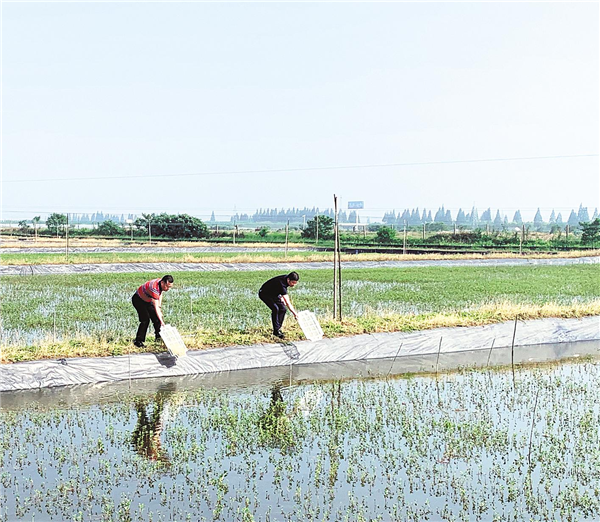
94,220,125,236
376,226,396,243
134,213,209,239
46,213,67,235
581,219,600,245
301,215,334,240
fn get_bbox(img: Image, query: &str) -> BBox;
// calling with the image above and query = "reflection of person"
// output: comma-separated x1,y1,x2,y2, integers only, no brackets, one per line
258,384,292,448
258,272,299,339
132,275,174,348
131,384,182,465
132,394,170,464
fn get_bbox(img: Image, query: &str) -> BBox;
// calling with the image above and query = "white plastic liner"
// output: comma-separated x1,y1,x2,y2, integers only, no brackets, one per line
1,246,313,254
0,316,598,392
1,255,598,276
1,340,598,410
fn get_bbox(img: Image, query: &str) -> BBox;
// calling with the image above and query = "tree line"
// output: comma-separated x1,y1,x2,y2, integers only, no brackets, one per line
382,204,597,228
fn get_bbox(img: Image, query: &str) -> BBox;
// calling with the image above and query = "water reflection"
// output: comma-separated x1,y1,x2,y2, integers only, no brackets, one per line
131,383,180,465
258,384,294,449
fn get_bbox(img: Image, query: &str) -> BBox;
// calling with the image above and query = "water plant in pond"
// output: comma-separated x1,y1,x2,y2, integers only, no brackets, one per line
1,358,599,520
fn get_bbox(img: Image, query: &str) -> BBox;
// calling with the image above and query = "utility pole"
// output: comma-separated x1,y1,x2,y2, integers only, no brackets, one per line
285,220,289,258
65,213,69,263
316,215,319,244
333,196,338,320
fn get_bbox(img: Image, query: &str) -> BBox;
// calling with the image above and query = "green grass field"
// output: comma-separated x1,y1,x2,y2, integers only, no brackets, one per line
1,265,598,362
2,249,597,265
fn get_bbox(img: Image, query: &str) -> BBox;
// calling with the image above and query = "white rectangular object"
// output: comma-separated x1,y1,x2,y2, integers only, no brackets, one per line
160,324,187,358
297,311,324,342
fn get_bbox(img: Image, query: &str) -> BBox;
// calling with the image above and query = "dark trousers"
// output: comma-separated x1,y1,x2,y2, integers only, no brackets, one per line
259,292,286,332
132,293,161,343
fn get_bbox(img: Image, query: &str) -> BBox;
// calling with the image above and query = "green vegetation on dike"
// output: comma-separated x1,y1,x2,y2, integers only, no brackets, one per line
1,265,598,362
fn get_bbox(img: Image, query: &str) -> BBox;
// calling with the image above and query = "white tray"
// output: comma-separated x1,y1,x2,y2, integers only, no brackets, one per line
160,324,188,358
297,311,324,342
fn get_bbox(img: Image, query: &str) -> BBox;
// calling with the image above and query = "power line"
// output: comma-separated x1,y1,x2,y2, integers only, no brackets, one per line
4,154,598,184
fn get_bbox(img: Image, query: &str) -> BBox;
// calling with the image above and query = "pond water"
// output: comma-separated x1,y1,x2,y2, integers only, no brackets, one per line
1,349,599,522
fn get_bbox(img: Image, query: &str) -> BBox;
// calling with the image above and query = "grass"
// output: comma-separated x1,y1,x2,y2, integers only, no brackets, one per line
1,264,598,363
2,249,599,266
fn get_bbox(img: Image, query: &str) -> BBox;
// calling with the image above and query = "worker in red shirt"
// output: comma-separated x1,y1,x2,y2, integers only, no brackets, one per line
132,275,174,347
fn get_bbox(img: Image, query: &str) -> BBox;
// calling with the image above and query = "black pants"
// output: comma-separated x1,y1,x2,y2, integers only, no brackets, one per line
259,291,286,332
132,293,161,343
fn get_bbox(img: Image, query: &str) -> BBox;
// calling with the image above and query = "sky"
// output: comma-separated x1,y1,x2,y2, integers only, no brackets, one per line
2,2,599,223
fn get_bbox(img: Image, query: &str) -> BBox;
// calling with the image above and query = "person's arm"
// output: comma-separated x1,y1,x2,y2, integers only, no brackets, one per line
153,295,166,326
281,294,298,319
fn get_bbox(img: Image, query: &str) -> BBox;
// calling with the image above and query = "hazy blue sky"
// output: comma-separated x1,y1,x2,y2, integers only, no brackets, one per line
2,2,598,222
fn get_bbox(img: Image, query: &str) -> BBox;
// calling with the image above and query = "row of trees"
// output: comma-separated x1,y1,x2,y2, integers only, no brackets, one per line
300,214,600,245
18,204,596,229
382,205,597,229
229,208,361,224
26,213,210,239
13,211,600,246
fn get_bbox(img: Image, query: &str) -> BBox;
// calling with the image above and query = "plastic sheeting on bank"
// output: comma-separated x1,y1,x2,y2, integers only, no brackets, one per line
1,340,597,410
1,316,598,392
1,255,598,276
1,246,313,254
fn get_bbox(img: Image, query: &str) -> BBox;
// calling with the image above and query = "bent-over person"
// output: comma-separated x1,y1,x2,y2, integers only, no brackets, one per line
258,272,299,339
132,275,174,347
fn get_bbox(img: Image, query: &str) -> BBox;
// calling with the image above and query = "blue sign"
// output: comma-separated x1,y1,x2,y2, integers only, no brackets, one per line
348,201,364,209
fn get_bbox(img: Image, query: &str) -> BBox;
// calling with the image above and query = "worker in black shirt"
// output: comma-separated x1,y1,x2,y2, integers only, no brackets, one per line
258,272,299,339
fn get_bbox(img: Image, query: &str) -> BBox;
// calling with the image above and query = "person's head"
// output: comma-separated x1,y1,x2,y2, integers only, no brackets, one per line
287,271,299,287
160,275,174,291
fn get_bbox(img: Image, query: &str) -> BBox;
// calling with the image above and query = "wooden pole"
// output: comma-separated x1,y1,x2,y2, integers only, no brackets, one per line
403,222,407,255
285,220,289,258
337,209,342,321
333,196,338,320
65,214,69,263
316,215,319,244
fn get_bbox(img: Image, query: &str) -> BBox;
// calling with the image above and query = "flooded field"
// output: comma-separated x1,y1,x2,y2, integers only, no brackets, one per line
1,354,599,521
